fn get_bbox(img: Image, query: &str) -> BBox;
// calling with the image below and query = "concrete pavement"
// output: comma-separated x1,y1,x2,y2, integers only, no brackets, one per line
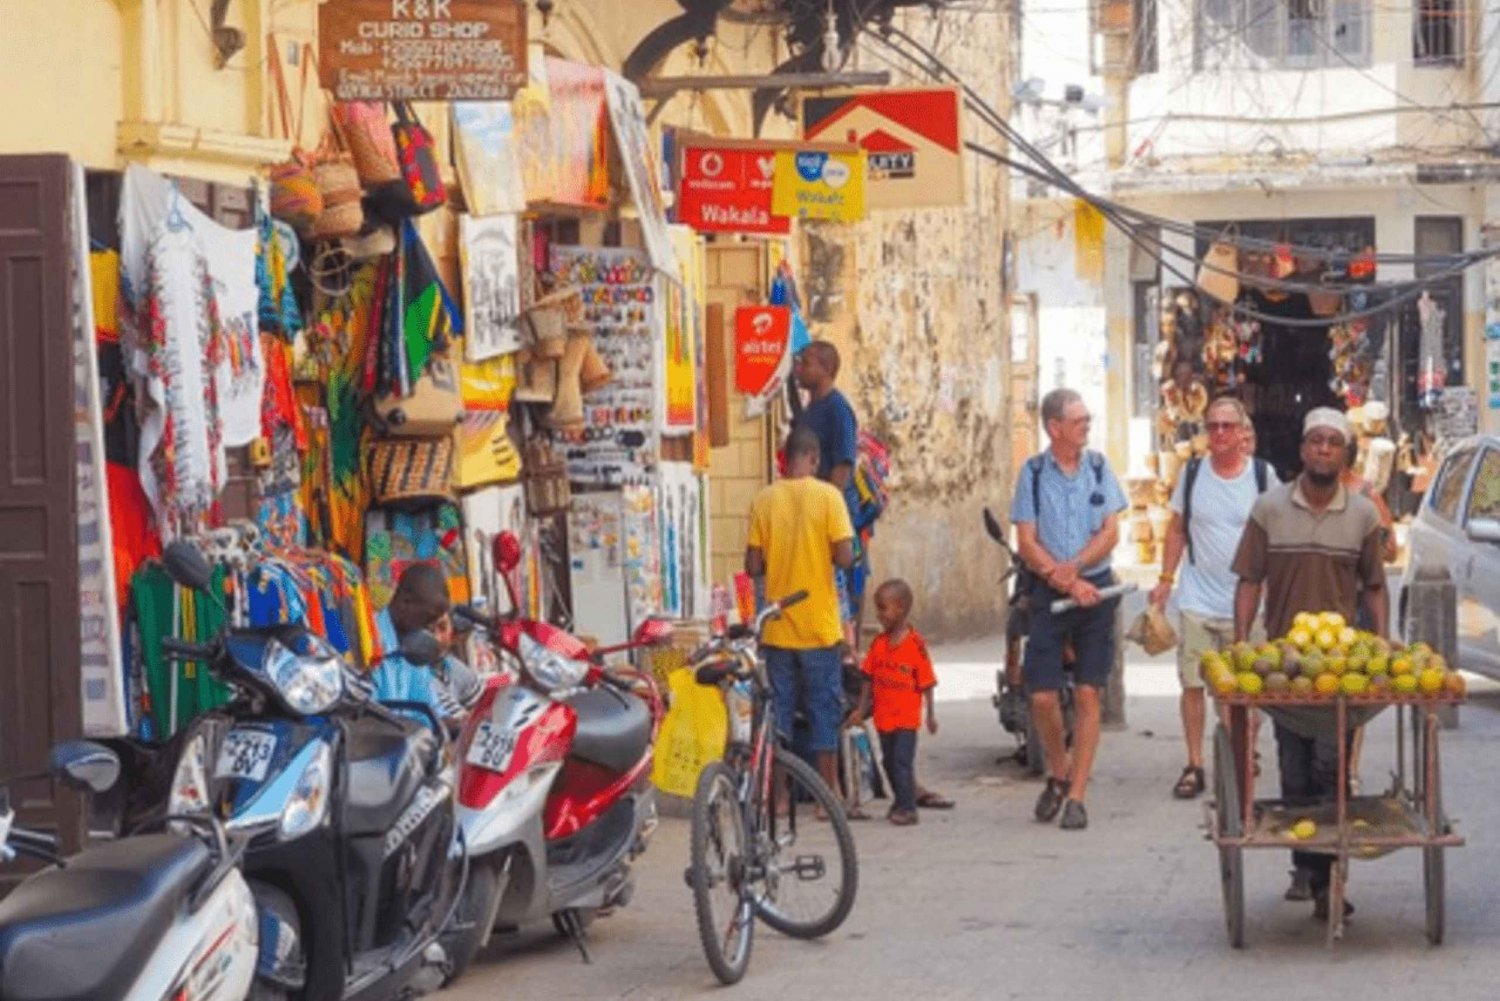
442,636,1500,1001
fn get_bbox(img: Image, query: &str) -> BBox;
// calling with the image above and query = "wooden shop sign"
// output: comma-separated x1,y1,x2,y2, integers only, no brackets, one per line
318,0,528,101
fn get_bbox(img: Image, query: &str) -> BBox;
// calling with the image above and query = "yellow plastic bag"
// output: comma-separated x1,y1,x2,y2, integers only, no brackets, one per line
652,668,728,798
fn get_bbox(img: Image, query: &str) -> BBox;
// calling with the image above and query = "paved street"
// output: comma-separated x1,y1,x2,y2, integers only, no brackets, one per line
444,633,1500,1001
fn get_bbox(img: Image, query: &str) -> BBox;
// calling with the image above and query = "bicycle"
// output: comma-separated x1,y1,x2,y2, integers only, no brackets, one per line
685,591,859,985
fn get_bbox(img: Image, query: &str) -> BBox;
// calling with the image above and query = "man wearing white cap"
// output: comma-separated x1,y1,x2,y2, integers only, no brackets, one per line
1230,406,1388,919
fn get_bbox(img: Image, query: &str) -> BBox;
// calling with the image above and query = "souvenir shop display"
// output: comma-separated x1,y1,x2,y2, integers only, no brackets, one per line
548,245,659,486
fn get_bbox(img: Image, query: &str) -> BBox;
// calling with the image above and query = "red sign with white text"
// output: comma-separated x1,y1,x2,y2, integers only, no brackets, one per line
734,306,791,395
678,141,791,236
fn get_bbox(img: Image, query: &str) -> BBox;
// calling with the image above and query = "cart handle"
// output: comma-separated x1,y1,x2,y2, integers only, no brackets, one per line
1050,581,1138,614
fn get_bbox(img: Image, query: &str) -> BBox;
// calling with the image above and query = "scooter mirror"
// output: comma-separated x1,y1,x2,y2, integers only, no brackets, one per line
982,508,1005,544
399,629,444,667
49,741,120,794
163,540,215,593
493,531,523,575
633,617,675,648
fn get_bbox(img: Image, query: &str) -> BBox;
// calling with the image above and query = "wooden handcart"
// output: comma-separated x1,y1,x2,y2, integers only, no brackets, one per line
1210,691,1465,947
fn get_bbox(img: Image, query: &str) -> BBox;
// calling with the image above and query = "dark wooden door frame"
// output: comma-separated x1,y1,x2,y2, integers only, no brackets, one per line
0,154,83,871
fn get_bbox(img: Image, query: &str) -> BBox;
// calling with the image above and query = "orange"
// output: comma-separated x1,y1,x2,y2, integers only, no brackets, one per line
1313,673,1340,696
1238,672,1264,696
1418,668,1445,694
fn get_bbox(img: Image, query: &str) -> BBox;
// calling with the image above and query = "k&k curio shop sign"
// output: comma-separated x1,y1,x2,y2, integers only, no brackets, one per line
318,0,528,101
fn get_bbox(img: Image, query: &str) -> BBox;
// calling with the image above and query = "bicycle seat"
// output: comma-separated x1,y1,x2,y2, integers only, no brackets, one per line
0,833,212,1001
567,687,651,774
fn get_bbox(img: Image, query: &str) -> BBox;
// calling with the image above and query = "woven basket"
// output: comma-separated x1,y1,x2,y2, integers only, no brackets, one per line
333,101,400,187
522,286,585,359
270,157,322,236
311,154,363,240
368,436,456,506
522,439,571,516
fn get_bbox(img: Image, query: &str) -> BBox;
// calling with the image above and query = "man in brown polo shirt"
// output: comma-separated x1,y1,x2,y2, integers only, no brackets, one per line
1231,407,1387,919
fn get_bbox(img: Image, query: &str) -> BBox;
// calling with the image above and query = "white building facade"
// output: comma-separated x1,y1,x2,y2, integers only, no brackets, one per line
1013,0,1500,483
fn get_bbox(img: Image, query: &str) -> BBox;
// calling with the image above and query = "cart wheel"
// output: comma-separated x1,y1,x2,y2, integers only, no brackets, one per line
1424,847,1445,945
1213,726,1245,948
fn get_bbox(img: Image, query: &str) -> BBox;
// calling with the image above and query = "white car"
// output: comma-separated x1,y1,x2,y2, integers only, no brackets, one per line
1401,435,1500,678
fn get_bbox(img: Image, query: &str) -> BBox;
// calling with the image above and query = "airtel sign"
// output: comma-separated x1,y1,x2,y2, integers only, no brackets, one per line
677,140,791,236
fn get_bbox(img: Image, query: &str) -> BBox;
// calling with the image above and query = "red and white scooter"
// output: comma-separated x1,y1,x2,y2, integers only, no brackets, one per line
441,532,670,980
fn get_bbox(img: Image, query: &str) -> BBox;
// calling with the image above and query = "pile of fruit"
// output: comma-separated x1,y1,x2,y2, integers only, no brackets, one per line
1201,611,1466,700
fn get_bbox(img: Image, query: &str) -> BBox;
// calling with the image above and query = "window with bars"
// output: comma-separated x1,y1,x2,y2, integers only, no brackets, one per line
1133,0,1159,75
1413,0,1463,65
1195,0,1370,70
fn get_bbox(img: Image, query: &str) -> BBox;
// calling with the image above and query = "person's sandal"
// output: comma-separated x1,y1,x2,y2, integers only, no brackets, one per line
1172,766,1206,800
916,792,955,809
1034,777,1070,823
889,809,919,826
1059,799,1088,830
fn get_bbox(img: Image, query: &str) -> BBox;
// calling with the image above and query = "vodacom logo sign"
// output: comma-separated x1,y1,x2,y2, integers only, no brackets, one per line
699,151,724,178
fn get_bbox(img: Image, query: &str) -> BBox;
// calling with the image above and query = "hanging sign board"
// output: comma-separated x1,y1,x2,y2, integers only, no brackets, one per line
317,0,528,101
676,138,792,236
770,147,867,222
801,87,965,210
735,306,791,395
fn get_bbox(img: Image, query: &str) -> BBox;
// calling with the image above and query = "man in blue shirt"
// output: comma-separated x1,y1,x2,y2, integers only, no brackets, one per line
1012,388,1127,831
792,341,862,638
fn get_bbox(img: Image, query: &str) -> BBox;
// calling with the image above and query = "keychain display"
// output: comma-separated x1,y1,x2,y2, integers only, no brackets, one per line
548,246,659,486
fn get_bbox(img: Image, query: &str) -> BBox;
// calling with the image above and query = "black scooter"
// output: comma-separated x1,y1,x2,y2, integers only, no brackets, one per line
153,541,465,1000
983,508,1076,776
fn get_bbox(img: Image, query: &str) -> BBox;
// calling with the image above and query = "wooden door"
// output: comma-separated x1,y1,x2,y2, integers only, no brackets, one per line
0,155,83,866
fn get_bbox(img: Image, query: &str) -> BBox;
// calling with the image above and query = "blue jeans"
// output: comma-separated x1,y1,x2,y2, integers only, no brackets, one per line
764,645,843,753
879,728,918,813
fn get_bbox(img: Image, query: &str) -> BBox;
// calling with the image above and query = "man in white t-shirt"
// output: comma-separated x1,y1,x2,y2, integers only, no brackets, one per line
1150,397,1276,800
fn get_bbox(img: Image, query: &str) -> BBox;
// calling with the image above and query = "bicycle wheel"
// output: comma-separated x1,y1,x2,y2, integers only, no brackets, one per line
754,747,858,940
690,761,754,985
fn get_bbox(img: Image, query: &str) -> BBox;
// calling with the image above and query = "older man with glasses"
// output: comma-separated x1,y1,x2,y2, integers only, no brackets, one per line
1151,397,1276,801
1230,406,1388,919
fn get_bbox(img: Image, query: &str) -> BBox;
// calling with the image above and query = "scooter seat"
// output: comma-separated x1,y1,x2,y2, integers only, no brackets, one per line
0,833,212,1001
568,687,651,774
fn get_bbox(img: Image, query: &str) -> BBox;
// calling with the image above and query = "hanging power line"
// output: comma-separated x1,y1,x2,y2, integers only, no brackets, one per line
862,23,1500,327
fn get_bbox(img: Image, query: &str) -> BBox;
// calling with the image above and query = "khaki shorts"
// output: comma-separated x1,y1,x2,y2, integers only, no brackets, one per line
1177,611,1263,688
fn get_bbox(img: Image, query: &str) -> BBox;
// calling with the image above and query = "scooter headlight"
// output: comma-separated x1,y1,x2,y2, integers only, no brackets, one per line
169,732,212,817
280,740,333,840
263,634,344,716
518,632,589,693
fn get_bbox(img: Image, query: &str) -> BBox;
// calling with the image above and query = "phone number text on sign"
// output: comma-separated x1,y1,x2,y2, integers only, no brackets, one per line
319,0,528,101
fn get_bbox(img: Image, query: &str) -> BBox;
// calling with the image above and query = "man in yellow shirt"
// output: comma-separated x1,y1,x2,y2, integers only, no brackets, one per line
746,428,856,801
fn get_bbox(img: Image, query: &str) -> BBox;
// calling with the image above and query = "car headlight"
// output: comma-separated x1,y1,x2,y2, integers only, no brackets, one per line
263,634,344,716
518,632,589,693
280,741,332,840
169,732,212,817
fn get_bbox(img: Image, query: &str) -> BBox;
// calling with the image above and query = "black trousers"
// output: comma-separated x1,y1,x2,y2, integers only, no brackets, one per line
1274,723,1350,891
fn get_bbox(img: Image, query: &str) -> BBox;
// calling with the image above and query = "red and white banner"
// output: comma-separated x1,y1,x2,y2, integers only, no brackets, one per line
677,139,791,236
734,306,791,395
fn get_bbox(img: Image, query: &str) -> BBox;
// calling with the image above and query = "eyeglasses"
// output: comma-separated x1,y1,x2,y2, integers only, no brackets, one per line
1205,421,1242,433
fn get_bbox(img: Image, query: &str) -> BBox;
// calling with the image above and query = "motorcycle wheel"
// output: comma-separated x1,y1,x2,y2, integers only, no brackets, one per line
248,984,289,1001
440,856,504,986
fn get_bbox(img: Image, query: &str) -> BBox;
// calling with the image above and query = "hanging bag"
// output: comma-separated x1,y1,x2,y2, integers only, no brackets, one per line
331,101,400,188
266,35,322,236
367,436,456,506
1195,225,1240,305
1308,273,1344,318
311,113,365,241
369,101,448,222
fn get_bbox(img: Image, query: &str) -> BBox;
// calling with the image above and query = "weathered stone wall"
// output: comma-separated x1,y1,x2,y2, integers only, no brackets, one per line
806,9,1014,641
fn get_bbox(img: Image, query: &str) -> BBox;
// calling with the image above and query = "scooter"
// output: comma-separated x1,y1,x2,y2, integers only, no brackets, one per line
983,508,1075,776
439,531,670,979
0,741,258,1001
154,541,465,1000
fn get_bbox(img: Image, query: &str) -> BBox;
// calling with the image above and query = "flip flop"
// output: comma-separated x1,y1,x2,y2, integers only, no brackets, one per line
916,792,955,810
846,805,872,821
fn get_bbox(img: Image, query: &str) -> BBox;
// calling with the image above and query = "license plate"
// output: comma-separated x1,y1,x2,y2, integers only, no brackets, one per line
467,721,517,774
215,730,278,781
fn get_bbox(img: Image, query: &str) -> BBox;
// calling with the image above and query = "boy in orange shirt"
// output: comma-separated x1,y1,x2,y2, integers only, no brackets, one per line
851,579,937,826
